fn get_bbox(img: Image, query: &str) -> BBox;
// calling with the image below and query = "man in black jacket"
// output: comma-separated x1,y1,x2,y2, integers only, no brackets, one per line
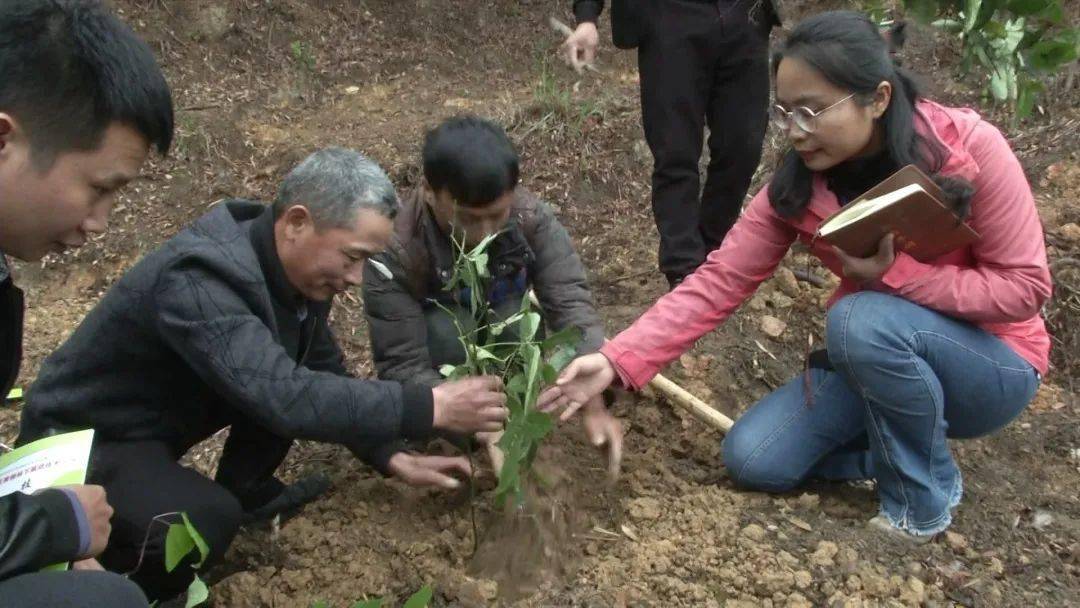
563,0,781,288
19,148,508,601
362,116,622,476
0,1,174,606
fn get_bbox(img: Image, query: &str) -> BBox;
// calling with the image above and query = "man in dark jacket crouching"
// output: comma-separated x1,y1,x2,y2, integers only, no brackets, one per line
361,116,622,476
18,148,508,602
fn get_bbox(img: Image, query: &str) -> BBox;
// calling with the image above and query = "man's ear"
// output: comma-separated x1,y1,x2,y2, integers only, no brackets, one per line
0,113,19,155
281,205,314,238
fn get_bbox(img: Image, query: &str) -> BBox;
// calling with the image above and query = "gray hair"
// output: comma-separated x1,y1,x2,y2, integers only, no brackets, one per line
273,147,399,226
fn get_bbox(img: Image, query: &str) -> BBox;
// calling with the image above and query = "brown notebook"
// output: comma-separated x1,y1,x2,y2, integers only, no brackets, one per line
816,164,979,261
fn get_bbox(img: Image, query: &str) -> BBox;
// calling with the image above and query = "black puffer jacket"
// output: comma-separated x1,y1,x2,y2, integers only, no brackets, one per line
19,201,435,453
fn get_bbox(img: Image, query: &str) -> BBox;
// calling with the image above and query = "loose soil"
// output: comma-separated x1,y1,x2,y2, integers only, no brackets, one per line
1,1,1078,606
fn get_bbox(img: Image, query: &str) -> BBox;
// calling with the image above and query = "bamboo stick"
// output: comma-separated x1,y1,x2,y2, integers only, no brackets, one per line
527,292,734,434
647,373,734,433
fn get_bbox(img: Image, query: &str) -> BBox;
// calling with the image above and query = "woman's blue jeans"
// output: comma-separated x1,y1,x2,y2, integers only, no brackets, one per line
722,292,1040,536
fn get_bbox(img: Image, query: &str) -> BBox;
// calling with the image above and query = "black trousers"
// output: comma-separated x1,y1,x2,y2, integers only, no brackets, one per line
0,570,149,607
88,420,292,602
637,0,771,280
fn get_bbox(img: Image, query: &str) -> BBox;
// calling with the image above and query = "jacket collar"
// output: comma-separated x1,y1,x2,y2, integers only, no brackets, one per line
248,206,306,312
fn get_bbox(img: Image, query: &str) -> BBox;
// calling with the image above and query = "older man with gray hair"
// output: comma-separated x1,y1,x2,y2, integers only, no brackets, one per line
17,148,508,602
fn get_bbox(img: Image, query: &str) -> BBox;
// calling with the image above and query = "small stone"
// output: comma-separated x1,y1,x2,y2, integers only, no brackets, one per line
794,570,813,589
629,497,663,521
836,547,859,573
786,592,813,608
797,493,820,510
1032,510,1054,530
776,267,801,297
860,571,891,598
769,292,795,309
989,556,1005,575
1059,222,1080,243
811,540,840,566
899,576,926,605
945,531,968,551
741,523,767,542
633,139,652,164
761,315,787,338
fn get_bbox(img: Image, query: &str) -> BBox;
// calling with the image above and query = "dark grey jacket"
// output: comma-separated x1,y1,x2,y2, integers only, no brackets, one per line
1,263,82,580
19,201,434,454
362,187,605,387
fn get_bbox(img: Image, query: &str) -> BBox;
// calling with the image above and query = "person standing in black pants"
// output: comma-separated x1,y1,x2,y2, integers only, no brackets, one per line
564,0,780,288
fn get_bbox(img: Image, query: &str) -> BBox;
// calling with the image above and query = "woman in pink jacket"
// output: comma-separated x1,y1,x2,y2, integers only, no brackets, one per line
540,11,1050,541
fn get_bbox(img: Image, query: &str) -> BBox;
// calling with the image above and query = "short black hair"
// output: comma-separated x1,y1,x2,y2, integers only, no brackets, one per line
422,115,519,207
0,0,174,166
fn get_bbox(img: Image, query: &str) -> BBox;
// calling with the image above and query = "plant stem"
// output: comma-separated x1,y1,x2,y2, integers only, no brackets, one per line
465,439,480,556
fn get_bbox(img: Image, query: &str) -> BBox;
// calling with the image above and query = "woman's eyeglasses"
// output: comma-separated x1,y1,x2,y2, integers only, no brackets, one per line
771,92,856,134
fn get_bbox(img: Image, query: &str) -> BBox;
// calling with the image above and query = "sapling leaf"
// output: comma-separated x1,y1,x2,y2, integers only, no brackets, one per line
439,364,458,378
540,326,582,354
547,345,578,375
184,575,209,608
506,373,528,397
164,524,195,573
519,312,542,342
523,410,554,441
541,362,558,386
403,585,434,608
350,599,383,608
522,343,542,410
182,513,210,568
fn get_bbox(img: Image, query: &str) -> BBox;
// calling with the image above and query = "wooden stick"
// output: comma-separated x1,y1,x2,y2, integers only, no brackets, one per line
648,373,734,433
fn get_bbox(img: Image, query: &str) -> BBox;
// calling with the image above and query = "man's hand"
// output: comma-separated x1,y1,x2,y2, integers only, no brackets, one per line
833,232,897,285
561,22,599,73
72,558,105,571
64,484,113,558
582,396,623,481
386,453,472,489
432,375,508,434
538,353,617,421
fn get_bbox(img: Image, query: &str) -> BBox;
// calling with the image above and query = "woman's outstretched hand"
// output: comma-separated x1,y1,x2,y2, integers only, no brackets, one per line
538,352,617,421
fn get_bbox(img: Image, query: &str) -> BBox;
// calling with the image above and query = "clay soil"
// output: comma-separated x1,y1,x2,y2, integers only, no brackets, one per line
1,1,1078,606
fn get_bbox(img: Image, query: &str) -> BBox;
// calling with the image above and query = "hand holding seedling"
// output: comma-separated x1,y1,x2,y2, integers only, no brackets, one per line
538,352,617,421
581,395,623,481
387,453,473,489
833,232,896,285
431,375,509,433
64,484,114,558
